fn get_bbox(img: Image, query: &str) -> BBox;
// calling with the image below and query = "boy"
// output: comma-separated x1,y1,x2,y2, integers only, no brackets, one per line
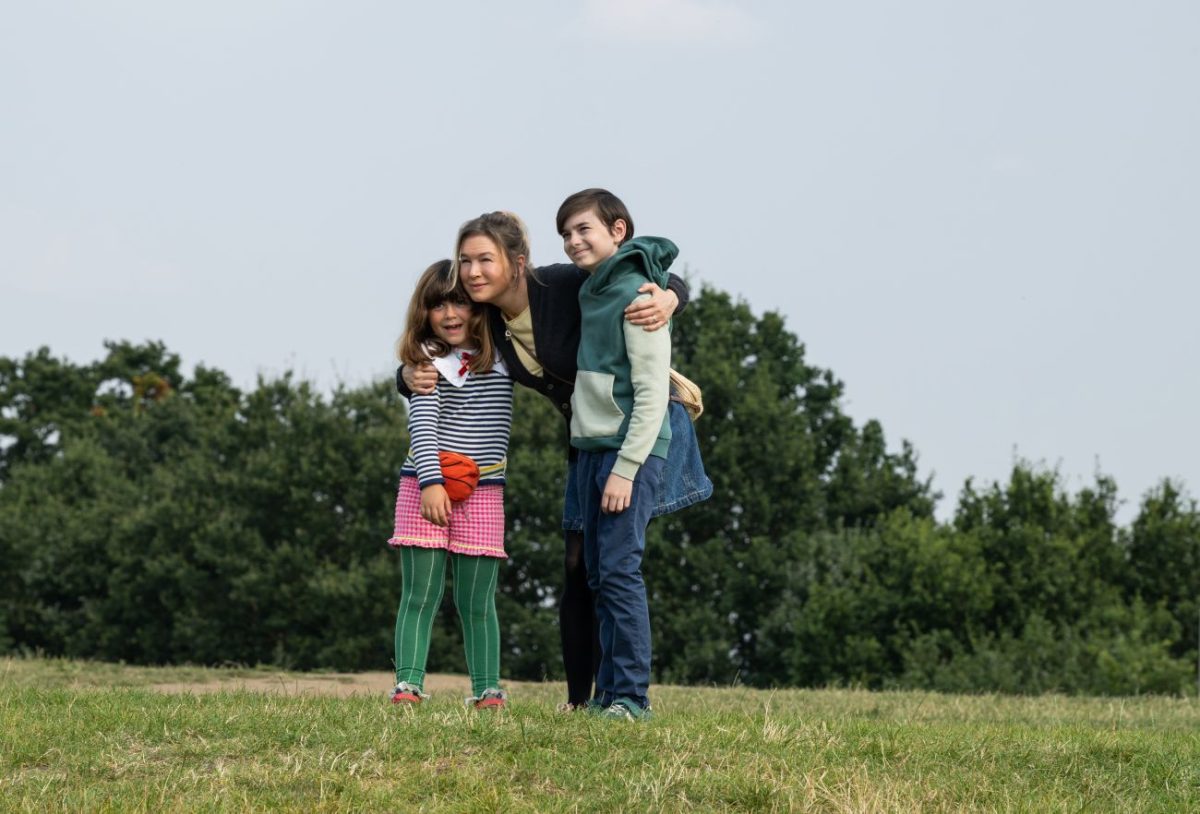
556,188,677,720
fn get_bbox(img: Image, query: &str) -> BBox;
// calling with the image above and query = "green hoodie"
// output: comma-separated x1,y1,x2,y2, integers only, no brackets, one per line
570,236,678,480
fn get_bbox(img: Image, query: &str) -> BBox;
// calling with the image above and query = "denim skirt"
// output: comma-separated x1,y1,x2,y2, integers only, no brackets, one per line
562,399,713,531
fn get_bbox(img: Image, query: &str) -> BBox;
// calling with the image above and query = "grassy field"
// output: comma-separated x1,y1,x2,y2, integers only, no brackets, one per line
1,658,1197,812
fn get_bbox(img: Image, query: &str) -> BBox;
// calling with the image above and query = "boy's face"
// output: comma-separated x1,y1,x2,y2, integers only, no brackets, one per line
560,208,626,272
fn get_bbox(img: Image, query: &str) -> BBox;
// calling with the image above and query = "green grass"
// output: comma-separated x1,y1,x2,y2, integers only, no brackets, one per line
1,658,1198,812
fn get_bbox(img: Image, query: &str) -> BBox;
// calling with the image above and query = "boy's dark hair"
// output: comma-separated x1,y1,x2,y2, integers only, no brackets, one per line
555,188,635,244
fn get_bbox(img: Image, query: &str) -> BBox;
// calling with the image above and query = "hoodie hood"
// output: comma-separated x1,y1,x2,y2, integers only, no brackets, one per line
587,236,678,294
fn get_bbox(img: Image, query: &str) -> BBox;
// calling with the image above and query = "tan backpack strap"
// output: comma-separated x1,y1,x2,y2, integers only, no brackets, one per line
504,328,574,388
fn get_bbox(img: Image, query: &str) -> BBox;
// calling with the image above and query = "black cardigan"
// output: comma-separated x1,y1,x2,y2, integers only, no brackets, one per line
398,262,689,428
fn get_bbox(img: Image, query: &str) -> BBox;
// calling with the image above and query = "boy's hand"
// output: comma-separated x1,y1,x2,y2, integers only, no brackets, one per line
420,484,452,526
624,284,676,332
601,472,634,514
403,362,438,395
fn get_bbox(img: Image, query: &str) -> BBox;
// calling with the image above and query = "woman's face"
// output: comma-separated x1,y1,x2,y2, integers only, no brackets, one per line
458,234,517,304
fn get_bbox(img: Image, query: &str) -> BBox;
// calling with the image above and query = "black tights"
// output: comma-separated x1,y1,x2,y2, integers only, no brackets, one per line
560,529,601,705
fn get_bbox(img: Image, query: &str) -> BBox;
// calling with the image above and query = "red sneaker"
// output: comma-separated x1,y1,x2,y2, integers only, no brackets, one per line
468,688,507,710
389,682,428,705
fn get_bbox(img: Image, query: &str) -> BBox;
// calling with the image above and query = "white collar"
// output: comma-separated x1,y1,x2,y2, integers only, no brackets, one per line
427,345,506,388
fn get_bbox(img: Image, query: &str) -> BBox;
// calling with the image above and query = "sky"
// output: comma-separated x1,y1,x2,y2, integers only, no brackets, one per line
2,1,1197,522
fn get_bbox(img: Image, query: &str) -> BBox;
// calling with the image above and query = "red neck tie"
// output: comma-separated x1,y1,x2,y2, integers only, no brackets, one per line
457,352,472,377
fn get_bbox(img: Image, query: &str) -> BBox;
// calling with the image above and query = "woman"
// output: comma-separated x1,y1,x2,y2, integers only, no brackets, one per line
399,211,707,709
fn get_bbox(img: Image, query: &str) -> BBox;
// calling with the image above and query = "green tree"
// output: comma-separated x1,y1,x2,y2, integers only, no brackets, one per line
953,466,1126,637
648,286,937,685
0,343,410,669
1125,481,1200,663
4,301,1193,697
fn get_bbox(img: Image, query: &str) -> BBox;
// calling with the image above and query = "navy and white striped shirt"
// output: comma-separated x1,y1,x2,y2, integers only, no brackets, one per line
401,366,514,488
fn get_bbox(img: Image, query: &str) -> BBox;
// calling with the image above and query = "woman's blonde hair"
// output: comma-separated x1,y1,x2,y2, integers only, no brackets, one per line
451,211,535,288
396,259,495,373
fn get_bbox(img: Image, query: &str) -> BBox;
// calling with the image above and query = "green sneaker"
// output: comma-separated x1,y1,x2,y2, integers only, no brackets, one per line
599,697,652,721
582,699,607,715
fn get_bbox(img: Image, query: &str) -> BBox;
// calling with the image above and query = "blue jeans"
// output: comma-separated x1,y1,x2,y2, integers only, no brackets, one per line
563,400,712,531
575,449,665,709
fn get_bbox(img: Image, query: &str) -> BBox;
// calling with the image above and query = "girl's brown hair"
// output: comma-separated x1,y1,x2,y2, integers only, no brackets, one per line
396,259,495,373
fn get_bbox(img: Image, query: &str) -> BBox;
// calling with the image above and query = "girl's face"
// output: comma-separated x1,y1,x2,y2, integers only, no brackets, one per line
458,234,519,304
429,297,473,347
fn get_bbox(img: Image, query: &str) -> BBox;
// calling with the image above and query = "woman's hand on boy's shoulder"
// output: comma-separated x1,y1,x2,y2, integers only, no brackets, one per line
624,284,677,333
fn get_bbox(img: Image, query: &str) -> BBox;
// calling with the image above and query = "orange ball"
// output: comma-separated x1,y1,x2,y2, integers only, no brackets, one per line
438,451,480,502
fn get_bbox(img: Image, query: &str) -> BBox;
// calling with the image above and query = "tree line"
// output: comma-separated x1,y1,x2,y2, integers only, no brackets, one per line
1,287,1197,695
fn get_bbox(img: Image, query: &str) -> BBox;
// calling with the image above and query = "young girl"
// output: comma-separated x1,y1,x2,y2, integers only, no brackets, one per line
388,258,513,709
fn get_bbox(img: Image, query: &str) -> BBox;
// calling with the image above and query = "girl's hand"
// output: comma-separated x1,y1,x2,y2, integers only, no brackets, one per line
624,284,677,332
403,362,439,395
601,472,634,514
420,484,452,527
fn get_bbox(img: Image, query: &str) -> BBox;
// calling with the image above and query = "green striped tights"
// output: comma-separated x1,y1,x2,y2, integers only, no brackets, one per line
393,546,500,697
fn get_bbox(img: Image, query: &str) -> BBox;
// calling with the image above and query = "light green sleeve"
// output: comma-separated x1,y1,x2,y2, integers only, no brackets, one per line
613,295,671,481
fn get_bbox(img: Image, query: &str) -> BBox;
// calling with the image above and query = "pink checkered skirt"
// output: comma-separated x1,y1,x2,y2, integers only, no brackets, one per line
387,477,506,559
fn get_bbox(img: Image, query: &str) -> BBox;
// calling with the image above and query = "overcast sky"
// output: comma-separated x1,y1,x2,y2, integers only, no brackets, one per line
3,1,1197,521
